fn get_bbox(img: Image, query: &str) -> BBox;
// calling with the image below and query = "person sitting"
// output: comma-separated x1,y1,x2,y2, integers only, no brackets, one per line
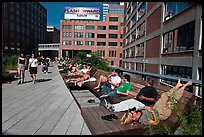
119,79,193,126
100,74,132,98
94,69,122,92
135,76,158,106
79,64,90,76
71,63,79,75
103,76,158,112
73,72,91,86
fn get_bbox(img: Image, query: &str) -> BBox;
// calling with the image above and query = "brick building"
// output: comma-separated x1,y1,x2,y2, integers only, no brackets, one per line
60,5,124,67
123,2,202,96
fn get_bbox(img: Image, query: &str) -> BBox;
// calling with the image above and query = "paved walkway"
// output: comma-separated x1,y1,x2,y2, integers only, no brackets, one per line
2,65,91,135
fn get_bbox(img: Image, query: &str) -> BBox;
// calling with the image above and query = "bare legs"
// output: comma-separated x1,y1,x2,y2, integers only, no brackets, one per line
180,80,192,90
175,79,193,92
18,70,25,84
94,75,107,89
175,79,183,89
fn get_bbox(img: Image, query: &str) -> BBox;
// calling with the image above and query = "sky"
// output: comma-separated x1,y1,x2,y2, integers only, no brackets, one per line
40,2,120,30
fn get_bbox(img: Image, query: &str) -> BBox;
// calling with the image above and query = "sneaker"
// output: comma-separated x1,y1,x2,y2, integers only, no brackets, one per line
104,99,108,107
100,94,108,99
33,80,36,84
104,99,111,109
87,99,95,103
17,81,21,85
109,106,115,112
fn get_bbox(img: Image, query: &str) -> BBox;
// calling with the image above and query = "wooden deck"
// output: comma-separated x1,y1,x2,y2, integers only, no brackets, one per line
81,106,147,135
2,65,91,135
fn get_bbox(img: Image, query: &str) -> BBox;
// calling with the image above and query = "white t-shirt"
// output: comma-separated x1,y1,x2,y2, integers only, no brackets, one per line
110,75,121,89
81,68,90,74
29,58,38,67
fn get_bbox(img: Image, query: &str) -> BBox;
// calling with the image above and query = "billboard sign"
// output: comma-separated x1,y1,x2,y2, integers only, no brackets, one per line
64,7,100,20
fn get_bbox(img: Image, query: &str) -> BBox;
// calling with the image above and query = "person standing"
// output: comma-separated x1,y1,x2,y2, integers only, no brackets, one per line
17,53,27,84
28,54,38,84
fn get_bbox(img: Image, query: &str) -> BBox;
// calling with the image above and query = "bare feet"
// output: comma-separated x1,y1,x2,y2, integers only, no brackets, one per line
181,80,193,90
94,86,99,90
186,80,193,86
175,79,183,89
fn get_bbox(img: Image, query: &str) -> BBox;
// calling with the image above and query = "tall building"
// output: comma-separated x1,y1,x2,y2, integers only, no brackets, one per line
46,26,60,43
123,2,202,96
103,2,124,23
60,6,124,67
2,2,47,56
38,26,60,59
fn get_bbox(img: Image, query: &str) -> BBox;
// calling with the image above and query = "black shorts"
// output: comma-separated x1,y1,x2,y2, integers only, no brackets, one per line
30,67,37,74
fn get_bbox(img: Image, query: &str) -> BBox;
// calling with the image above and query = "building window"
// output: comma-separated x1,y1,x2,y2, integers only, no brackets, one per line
98,50,105,57
109,50,117,57
120,34,123,39
130,46,135,58
109,25,118,30
120,42,123,46
109,17,118,22
136,22,145,39
109,42,117,46
138,2,146,20
86,25,95,30
136,42,144,57
74,25,84,30
74,41,83,45
69,32,72,37
63,25,72,29
62,32,67,38
109,34,118,39
132,2,137,9
119,60,122,67
164,2,192,21
131,30,136,42
163,21,195,53
98,26,106,30
74,32,83,38
62,40,65,45
65,40,69,45
161,65,192,86
97,34,106,38
69,41,72,45
111,61,114,66
97,42,106,46
86,33,95,38
85,41,94,46
131,13,137,25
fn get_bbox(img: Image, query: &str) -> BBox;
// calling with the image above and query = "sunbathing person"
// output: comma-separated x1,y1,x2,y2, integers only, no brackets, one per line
103,76,157,112
73,73,90,86
79,64,90,76
100,74,132,98
119,79,193,126
71,64,79,75
94,69,122,92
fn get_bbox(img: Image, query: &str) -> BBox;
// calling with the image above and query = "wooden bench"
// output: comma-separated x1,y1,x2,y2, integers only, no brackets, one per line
84,70,141,104
81,70,199,135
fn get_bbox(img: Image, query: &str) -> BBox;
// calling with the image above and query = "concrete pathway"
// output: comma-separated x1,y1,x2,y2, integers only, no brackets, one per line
2,65,91,135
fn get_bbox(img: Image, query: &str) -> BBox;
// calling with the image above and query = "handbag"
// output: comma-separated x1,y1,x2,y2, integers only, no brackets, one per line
29,59,35,71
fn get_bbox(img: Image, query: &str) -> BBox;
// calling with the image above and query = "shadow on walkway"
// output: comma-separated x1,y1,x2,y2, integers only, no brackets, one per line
36,78,52,83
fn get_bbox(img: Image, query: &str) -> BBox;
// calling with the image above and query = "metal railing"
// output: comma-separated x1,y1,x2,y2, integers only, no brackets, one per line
115,67,202,97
